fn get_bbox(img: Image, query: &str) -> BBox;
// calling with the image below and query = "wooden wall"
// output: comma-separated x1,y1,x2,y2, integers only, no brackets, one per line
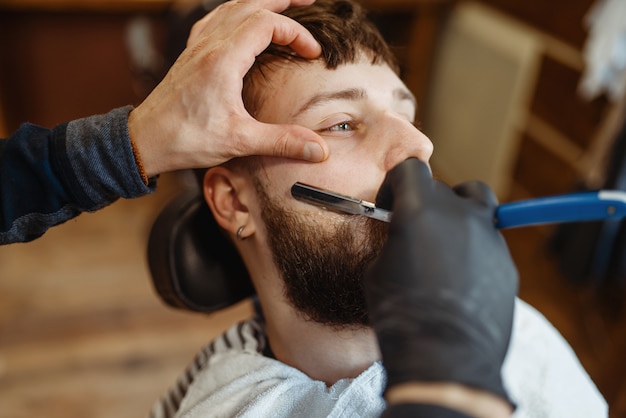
0,3,168,134
475,0,617,199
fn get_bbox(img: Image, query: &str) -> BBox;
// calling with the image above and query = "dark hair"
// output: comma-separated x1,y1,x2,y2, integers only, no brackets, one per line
242,0,398,115
280,0,396,69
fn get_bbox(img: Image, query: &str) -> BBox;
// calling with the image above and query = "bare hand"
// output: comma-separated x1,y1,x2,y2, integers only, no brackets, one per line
129,0,328,177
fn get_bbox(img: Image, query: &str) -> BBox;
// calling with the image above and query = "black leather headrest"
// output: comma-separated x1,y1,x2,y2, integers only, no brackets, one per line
147,190,255,313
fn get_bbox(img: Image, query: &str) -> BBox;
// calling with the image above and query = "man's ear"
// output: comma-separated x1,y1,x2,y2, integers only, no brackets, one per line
203,166,256,240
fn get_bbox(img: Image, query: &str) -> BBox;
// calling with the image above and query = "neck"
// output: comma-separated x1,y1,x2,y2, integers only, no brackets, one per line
258,287,380,386
239,237,381,386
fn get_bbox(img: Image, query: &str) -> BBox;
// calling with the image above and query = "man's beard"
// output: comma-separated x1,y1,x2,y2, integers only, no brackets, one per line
256,182,388,330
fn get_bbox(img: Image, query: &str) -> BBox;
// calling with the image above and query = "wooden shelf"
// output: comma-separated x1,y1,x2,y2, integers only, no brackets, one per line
0,0,177,13
0,0,451,13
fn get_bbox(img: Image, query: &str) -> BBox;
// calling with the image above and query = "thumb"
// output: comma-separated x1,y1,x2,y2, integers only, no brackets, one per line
375,158,432,210
249,121,329,162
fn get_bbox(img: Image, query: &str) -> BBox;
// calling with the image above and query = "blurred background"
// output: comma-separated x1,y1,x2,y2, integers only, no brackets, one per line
1,0,625,416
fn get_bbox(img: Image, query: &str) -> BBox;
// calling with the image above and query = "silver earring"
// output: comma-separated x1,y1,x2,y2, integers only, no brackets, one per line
236,225,246,241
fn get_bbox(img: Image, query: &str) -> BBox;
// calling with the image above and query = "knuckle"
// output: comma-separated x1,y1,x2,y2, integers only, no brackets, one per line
272,129,293,157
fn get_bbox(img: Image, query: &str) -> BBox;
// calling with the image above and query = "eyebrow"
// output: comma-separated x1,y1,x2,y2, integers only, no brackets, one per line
394,88,418,113
292,87,417,118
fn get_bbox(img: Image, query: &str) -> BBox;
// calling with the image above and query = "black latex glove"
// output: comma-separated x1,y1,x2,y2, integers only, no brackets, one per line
365,158,518,404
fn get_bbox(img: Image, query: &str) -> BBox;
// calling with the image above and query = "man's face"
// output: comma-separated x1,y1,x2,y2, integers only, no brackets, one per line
253,57,433,206
247,57,433,328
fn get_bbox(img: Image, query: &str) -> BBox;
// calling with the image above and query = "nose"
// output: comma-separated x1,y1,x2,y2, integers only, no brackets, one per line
376,114,434,172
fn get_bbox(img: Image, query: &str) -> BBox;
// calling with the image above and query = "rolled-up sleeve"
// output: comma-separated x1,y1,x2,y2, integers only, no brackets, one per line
0,106,155,244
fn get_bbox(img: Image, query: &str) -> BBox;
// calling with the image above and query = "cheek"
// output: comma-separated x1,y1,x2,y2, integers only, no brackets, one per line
260,159,329,199
302,167,383,204
323,147,387,200
261,147,385,204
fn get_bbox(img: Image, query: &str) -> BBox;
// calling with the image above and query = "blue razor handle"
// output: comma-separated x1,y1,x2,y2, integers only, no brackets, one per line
495,190,626,229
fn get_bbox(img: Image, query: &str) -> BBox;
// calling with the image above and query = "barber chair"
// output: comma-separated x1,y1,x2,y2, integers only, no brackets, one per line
147,186,255,313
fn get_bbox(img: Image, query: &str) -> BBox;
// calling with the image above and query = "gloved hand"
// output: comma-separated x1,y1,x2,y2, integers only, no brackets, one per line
365,158,518,404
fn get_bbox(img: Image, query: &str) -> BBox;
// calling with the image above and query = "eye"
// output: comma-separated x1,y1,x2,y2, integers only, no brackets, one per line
324,121,356,132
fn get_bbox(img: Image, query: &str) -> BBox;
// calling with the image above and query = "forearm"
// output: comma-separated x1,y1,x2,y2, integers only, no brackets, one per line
384,383,513,418
63,106,154,206
0,106,154,244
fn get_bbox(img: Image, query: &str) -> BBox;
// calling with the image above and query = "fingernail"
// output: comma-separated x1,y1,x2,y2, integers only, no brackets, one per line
304,142,325,162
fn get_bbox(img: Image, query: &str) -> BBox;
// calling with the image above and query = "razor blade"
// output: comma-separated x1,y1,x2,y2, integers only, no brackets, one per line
290,182,626,229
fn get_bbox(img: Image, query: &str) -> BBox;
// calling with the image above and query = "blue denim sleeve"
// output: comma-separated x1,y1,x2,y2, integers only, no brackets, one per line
0,106,155,244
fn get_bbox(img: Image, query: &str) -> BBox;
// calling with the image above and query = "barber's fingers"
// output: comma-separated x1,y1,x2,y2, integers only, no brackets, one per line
235,118,329,162
243,0,317,12
232,10,321,58
188,1,321,59
453,180,499,209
